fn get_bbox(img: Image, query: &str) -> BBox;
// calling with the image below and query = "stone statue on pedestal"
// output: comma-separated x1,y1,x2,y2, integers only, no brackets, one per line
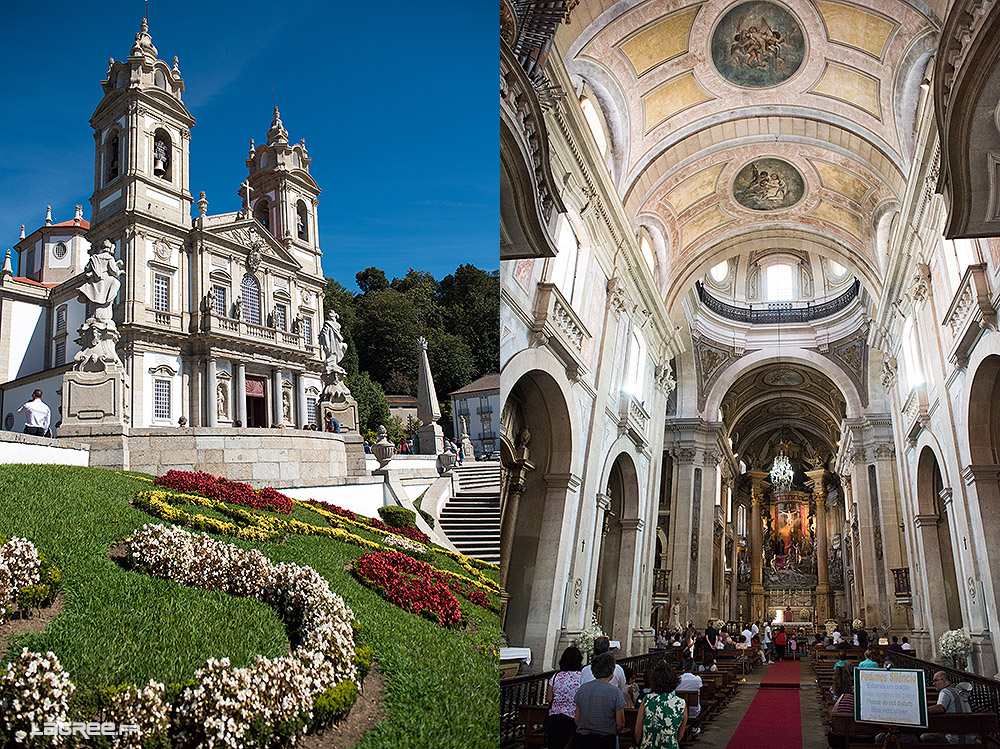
62,240,129,427
459,414,475,460
319,308,358,431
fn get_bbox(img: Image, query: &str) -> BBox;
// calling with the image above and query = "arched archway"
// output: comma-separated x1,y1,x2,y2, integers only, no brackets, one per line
593,450,641,643
968,354,1000,465
915,446,963,635
500,369,574,662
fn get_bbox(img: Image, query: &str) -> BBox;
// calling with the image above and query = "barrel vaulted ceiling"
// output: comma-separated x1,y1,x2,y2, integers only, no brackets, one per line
556,0,939,311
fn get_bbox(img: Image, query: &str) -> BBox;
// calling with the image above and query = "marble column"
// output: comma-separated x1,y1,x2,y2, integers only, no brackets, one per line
749,471,768,623
296,370,308,428
273,367,284,426
807,468,831,622
235,363,247,426
616,517,643,652
206,358,218,428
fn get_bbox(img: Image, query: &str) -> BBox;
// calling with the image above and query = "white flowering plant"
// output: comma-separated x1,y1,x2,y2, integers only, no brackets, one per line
939,628,973,661
0,649,75,745
715,619,726,630
852,618,863,630
576,614,605,658
0,537,41,623
381,533,432,560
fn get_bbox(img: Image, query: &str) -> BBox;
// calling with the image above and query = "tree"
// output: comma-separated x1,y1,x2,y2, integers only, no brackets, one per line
356,267,390,294
352,287,421,389
347,371,391,434
437,265,500,378
425,328,476,399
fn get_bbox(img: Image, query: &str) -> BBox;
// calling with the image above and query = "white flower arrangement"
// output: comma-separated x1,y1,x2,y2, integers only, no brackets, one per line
939,628,973,661
715,619,726,630
382,533,427,554
0,649,75,744
852,619,863,630
121,523,359,747
575,614,605,657
0,537,41,623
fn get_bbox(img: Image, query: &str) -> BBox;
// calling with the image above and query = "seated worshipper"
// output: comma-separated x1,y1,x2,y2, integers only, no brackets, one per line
922,671,975,745
856,626,869,649
834,656,851,669
698,650,717,672
580,636,628,698
832,664,853,698
901,636,913,651
546,646,584,749
574,652,626,749
858,650,880,669
753,634,766,665
634,661,687,749
735,635,750,650
831,626,843,645
887,635,904,652
813,634,827,652
656,631,669,648
676,659,705,720
622,666,640,709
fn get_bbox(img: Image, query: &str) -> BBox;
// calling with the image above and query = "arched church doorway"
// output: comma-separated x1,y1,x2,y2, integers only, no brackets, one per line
916,447,963,632
593,452,640,641
499,369,573,655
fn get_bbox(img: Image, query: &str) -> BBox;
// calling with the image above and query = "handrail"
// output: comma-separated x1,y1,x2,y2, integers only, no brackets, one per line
696,279,861,324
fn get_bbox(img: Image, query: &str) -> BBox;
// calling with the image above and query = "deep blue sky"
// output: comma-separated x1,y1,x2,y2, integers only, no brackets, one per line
0,2,495,290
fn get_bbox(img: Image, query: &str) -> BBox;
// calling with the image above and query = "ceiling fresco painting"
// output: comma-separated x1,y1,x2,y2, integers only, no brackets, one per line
710,1,806,88
732,157,806,211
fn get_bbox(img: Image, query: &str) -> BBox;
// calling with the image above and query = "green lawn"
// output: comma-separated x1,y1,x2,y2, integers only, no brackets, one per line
0,465,501,748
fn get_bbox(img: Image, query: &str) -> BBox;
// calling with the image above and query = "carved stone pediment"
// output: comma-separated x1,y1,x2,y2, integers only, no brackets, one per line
206,220,302,270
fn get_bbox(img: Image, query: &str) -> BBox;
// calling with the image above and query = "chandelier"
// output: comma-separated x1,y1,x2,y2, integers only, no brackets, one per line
770,448,794,492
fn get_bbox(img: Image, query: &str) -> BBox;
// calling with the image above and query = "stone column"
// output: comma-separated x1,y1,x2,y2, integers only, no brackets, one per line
807,468,831,622
296,370,307,428
272,367,283,427
749,471,768,623
235,363,247,426
913,512,952,659
617,517,643,652
206,358,218,428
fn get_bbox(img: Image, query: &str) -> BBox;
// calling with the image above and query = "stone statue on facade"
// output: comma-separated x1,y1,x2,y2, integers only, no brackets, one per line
319,309,348,375
63,239,129,428
319,307,358,431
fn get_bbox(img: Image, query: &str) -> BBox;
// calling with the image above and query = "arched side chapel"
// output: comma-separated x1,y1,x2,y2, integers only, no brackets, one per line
502,0,1000,676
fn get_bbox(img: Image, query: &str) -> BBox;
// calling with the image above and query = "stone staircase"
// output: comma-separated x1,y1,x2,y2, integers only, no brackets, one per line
438,464,501,565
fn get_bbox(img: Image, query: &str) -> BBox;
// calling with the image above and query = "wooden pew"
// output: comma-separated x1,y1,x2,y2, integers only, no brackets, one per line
517,704,548,748
829,694,996,748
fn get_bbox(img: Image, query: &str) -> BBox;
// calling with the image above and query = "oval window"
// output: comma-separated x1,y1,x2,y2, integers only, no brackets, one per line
710,260,729,282
53,242,67,260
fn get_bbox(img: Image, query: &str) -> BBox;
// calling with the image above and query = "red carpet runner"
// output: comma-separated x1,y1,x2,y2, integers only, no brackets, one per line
727,661,802,748
760,659,801,689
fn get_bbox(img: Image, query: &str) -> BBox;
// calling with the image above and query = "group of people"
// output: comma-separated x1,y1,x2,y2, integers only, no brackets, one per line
545,636,689,749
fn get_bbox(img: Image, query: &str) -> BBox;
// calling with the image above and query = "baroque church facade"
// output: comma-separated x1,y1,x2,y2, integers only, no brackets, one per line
0,21,327,432
501,0,1000,678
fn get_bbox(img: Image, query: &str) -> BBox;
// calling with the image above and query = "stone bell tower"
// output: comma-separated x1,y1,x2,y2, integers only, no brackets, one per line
89,19,196,229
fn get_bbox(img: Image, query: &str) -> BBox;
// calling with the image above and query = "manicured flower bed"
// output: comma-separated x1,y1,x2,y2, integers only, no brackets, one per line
353,550,498,626
154,470,293,514
308,498,430,544
1,526,361,748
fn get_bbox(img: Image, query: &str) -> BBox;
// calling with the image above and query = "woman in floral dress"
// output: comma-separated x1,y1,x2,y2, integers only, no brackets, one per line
634,661,687,749
545,646,583,749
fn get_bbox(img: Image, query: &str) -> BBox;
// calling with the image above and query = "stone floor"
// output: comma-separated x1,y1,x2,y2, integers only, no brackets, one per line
692,656,830,749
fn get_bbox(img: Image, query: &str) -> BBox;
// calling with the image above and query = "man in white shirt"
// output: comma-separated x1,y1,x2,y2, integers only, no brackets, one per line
675,658,704,720
579,636,628,698
741,626,754,646
17,390,50,437
751,620,760,638
764,623,773,661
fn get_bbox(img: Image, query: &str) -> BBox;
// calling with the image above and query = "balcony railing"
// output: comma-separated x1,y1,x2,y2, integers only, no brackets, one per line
203,313,315,354
477,406,493,414
696,279,860,324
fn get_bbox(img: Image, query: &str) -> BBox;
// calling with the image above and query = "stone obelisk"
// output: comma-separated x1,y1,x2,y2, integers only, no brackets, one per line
416,336,444,454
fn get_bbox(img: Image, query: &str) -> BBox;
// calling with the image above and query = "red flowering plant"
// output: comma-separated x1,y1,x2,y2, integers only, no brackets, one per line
352,550,496,626
154,470,293,514
308,499,431,545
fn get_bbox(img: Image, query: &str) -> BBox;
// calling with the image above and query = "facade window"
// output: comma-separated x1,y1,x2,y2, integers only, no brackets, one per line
306,396,317,426
153,379,171,420
458,398,469,415
765,263,794,301
153,275,170,312
56,305,67,331
212,285,228,317
53,242,68,260
152,129,171,180
580,97,608,156
552,216,588,309
301,315,312,345
106,132,120,182
902,318,923,390
24,248,34,278
640,235,656,275
241,274,262,325
55,341,66,367
254,198,270,231
296,201,309,241
275,304,287,331
710,260,729,282
625,330,646,398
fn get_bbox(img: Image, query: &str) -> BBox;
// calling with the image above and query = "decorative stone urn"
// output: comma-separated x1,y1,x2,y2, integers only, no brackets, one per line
438,443,457,475
372,425,396,467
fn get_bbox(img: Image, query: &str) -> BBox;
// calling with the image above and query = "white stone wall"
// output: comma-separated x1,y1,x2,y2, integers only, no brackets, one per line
8,300,46,378
2,372,64,434
0,431,88,466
